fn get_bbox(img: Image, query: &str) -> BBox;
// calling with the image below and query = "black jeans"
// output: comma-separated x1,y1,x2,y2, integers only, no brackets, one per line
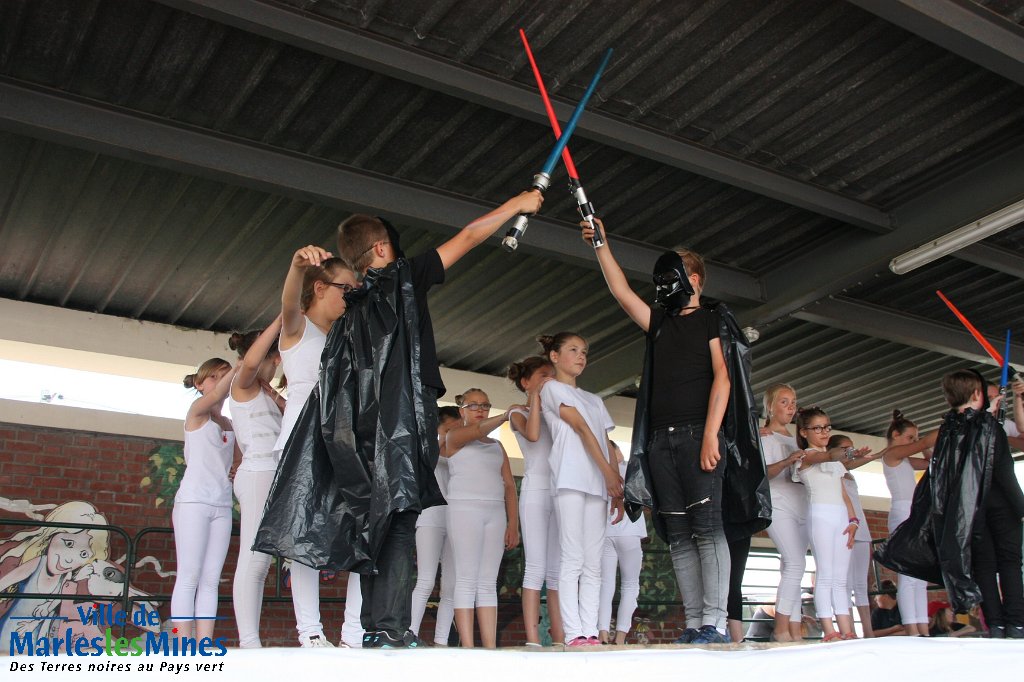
359,387,439,636
973,502,1024,628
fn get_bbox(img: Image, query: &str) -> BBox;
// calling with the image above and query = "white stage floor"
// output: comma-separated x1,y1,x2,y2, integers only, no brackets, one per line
7,638,1020,681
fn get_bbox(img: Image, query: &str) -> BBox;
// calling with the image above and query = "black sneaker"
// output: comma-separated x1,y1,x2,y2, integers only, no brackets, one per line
377,630,427,649
362,630,382,648
990,626,1006,639
1006,625,1024,639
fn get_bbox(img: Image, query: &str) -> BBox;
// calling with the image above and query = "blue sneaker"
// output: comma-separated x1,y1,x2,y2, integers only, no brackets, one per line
377,630,427,649
691,626,727,644
674,628,700,644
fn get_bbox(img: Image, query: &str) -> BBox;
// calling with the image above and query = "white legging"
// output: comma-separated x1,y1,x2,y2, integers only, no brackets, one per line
410,524,456,644
290,562,364,645
808,503,851,619
848,541,871,608
171,502,232,623
448,499,506,609
232,469,275,647
888,501,928,624
766,513,808,617
597,535,642,634
556,490,607,642
520,488,561,590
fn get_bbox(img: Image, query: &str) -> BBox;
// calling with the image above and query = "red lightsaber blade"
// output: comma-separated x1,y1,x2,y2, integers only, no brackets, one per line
519,29,605,249
936,289,1003,365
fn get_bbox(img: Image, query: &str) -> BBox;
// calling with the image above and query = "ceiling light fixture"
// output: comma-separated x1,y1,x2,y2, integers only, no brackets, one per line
889,197,1024,275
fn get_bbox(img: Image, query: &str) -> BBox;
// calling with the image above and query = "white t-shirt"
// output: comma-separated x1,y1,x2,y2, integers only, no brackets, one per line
510,407,554,492
1005,418,1020,438
541,381,614,499
797,453,846,506
606,460,648,538
761,432,806,519
842,476,871,542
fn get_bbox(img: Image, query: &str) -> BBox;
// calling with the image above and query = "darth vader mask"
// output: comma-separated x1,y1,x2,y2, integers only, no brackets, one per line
653,251,695,316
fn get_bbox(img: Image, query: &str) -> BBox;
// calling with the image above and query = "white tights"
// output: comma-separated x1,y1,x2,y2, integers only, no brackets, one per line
171,502,232,624
556,490,607,642
448,500,506,609
889,501,928,624
849,540,871,608
597,535,642,635
232,469,274,647
766,513,808,617
808,503,850,619
410,524,456,644
520,489,560,590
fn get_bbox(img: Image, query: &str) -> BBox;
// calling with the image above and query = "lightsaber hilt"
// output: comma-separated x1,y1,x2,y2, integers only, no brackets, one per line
501,172,551,252
569,177,604,249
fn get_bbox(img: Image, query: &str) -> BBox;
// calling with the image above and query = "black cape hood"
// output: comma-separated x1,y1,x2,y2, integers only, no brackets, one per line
873,407,1001,611
253,258,442,573
624,302,772,542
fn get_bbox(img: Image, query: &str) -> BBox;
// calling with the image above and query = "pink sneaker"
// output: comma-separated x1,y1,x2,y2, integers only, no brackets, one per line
567,636,590,647
586,636,602,646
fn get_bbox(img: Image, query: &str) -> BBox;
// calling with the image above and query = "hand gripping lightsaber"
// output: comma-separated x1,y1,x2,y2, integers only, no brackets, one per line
936,289,1021,382
519,29,605,249
501,46,613,252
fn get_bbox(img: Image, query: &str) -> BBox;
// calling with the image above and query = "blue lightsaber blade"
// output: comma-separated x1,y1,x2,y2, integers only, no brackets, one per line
1002,330,1011,388
502,47,613,252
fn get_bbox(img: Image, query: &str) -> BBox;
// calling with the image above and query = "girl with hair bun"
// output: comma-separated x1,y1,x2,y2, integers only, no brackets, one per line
537,332,624,646
172,356,236,643
881,409,930,636
277,245,361,648
227,317,285,648
507,355,564,645
442,389,519,648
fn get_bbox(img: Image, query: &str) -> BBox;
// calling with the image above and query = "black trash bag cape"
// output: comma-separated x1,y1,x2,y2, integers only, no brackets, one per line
253,258,443,573
624,302,772,542
873,407,999,611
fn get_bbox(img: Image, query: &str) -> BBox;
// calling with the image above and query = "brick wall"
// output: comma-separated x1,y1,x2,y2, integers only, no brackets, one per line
1,421,940,647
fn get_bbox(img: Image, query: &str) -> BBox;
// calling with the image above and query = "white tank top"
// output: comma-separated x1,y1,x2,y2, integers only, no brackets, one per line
797,455,846,506
230,383,283,472
510,408,553,492
446,439,505,502
842,475,871,542
761,432,806,518
883,457,917,502
606,460,648,538
274,316,327,452
176,419,235,507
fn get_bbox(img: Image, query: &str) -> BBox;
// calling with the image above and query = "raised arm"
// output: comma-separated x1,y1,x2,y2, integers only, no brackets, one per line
558,403,623,498
581,218,650,331
843,447,880,470
233,315,283,402
1014,379,1024,436
882,430,937,467
500,447,520,550
436,191,543,270
281,246,332,348
765,449,804,479
185,366,238,431
444,411,511,456
509,378,550,442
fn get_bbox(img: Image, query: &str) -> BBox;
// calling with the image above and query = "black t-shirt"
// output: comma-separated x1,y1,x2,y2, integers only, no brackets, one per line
871,605,902,631
410,250,446,396
649,306,720,429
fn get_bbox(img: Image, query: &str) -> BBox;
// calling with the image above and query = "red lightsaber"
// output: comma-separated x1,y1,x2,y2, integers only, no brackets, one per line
519,29,605,249
936,289,1003,365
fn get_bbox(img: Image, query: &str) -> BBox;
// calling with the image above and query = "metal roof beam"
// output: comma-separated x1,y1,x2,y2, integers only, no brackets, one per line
742,141,1024,327
955,242,1024,279
0,79,763,304
849,0,1024,87
155,0,893,233
793,296,1024,368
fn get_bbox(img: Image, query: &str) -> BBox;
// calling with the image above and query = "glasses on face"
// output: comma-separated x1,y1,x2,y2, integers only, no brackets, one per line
462,403,492,412
803,424,832,434
325,282,355,293
357,240,389,260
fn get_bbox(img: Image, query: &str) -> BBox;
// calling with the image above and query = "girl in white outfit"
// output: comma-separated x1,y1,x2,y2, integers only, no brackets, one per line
758,383,807,642
410,406,460,646
881,409,930,636
795,407,860,641
598,443,646,645
507,355,564,645
538,332,624,647
172,357,236,643
228,319,285,648
443,389,520,648
827,433,882,638
277,244,360,648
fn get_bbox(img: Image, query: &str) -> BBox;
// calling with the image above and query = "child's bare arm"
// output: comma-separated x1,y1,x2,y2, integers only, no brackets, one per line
185,366,238,430
436,191,543,270
581,218,651,331
558,404,623,498
444,411,511,455
500,449,520,549
282,246,331,347
233,315,283,400
882,430,937,466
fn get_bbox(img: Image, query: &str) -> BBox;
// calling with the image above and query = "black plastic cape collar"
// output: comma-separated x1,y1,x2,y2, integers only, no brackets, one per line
623,302,772,542
873,407,1000,611
253,258,443,573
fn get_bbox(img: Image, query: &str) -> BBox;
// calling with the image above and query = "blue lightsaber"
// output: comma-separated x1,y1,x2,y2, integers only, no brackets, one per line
998,329,1012,424
502,47,614,253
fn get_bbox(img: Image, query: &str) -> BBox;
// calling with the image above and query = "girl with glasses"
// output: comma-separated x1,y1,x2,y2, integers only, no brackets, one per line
507,356,565,646
443,389,520,648
538,332,624,646
795,407,860,641
277,245,361,648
